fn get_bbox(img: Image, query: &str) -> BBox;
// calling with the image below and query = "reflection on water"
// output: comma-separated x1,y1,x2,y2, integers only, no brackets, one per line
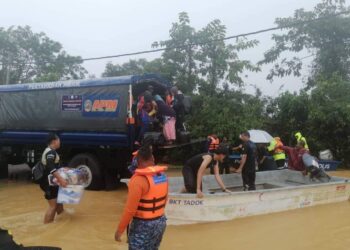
0,170,350,250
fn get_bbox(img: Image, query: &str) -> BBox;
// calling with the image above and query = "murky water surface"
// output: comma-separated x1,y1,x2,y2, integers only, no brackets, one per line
1,170,349,250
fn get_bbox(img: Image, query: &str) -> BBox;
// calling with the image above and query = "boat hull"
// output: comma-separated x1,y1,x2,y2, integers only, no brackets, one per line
166,170,350,225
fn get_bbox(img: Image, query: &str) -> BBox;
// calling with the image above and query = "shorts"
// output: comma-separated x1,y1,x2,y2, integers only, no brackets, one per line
182,166,197,193
40,181,59,200
128,216,167,250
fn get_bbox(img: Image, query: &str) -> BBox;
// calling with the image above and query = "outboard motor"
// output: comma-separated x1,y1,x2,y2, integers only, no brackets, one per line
302,153,331,182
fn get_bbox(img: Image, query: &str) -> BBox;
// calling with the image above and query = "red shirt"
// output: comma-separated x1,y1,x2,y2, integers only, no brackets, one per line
281,146,308,171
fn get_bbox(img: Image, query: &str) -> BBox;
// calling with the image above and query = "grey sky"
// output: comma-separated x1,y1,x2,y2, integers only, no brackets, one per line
1,0,323,96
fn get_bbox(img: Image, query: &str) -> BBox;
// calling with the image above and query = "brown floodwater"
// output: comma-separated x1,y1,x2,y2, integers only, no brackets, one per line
1,170,350,250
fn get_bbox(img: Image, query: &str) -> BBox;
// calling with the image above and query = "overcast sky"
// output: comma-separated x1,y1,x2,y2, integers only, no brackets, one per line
1,0,324,96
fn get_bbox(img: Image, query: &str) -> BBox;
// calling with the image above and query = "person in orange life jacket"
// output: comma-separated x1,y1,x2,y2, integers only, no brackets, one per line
207,134,220,174
115,146,168,250
267,137,286,169
182,145,231,198
207,134,220,152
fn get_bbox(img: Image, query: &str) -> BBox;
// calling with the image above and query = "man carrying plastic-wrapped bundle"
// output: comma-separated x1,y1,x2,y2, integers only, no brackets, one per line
38,134,68,224
115,145,168,250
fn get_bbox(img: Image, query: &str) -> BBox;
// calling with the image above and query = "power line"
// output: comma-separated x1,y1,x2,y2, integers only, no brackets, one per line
82,10,350,61
1,10,348,66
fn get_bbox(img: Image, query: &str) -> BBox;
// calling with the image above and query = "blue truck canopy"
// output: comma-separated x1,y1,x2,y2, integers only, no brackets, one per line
0,74,172,93
0,74,172,132
0,74,173,147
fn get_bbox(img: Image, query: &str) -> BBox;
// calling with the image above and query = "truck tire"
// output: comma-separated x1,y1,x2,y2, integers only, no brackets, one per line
68,153,104,190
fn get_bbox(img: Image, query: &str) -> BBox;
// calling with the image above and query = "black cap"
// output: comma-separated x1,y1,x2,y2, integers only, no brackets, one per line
213,145,229,155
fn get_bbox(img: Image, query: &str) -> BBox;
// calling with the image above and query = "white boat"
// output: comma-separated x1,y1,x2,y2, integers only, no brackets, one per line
165,170,350,225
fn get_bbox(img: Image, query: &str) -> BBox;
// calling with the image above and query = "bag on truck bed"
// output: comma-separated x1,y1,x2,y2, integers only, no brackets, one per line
32,161,45,184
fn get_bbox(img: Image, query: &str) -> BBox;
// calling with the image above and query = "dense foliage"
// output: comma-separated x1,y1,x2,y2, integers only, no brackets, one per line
0,26,86,84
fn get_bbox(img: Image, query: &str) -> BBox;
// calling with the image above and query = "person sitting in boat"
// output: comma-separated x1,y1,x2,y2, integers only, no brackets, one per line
181,145,231,198
279,141,309,172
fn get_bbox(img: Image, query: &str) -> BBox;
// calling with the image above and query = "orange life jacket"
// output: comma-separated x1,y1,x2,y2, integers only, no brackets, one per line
208,136,220,151
274,137,284,154
133,166,168,220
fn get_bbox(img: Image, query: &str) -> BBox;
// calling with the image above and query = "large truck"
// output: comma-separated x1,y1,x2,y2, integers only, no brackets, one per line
0,74,176,190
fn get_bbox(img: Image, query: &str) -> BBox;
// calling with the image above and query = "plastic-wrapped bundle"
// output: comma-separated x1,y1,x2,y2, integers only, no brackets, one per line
49,166,92,188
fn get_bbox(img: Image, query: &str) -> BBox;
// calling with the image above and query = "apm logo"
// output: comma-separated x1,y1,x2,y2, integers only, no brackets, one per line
92,99,118,112
84,99,118,112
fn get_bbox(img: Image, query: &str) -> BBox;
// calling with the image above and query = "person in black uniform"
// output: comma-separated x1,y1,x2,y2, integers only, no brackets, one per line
39,133,67,224
182,146,231,198
219,137,231,174
234,131,257,191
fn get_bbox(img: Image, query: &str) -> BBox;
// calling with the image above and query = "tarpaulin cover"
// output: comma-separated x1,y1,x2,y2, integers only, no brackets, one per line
0,84,128,132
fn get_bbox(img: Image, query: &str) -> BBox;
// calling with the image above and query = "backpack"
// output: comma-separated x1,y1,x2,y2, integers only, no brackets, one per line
32,160,45,184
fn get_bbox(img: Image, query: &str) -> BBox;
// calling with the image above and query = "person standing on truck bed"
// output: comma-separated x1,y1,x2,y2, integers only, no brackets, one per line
39,133,67,224
136,90,155,146
154,95,176,145
115,145,168,250
181,145,231,198
170,86,185,132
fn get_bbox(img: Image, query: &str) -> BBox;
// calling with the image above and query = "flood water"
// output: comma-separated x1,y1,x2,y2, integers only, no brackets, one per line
1,170,350,250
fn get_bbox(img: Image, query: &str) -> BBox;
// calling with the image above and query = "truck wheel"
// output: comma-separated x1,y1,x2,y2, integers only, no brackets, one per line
68,153,104,190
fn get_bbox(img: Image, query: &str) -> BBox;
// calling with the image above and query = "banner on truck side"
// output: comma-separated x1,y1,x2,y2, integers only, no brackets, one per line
61,95,83,112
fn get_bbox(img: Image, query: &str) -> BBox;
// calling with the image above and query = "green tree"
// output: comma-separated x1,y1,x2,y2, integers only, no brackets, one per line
0,26,86,84
265,91,310,145
188,89,267,142
308,76,350,163
196,20,259,94
260,0,350,85
102,58,169,78
152,12,199,94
